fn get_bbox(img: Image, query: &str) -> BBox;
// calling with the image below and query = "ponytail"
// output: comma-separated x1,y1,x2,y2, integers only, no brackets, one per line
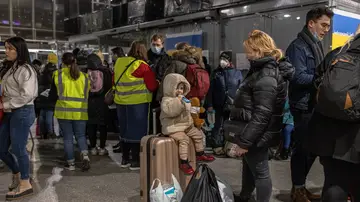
62,52,80,80
69,62,80,80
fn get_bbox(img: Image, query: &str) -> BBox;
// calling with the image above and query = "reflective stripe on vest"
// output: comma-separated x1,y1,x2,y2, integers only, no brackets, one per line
54,68,89,120
57,70,89,102
113,57,152,105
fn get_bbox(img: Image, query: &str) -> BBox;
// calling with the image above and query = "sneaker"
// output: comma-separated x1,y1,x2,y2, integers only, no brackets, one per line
291,187,310,202
180,163,194,175
65,163,76,171
90,147,98,155
113,147,122,153
113,142,121,149
98,148,108,156
197,154,215,162
275,148,290,160
81,154,91,171
120,159,131,168
129,162,140,171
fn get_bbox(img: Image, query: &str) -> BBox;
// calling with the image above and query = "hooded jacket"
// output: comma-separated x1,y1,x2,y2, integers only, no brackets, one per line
156,48,204,101
230,57,294,149
160,73,193,135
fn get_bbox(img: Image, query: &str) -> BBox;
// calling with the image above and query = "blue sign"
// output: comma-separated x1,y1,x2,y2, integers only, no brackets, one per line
165,31,203,50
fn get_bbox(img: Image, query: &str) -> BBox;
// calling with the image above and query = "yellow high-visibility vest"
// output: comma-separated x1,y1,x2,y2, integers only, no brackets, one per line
54,67,90,120
114,57,152,105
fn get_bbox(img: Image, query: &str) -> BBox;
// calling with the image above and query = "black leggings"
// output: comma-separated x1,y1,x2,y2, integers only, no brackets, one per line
87,124,107,148
320,157,360,202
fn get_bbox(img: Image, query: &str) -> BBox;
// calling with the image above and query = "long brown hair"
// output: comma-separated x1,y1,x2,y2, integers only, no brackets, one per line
128,41,148,61
62,52,80,80
243,30,283,61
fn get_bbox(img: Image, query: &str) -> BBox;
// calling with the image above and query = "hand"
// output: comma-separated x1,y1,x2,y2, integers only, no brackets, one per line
177,95,183,100
207,107,213,112
235,146,248,157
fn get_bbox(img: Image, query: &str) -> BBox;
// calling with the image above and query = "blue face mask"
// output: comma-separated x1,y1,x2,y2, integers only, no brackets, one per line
313,32,320,41
151,46,162,54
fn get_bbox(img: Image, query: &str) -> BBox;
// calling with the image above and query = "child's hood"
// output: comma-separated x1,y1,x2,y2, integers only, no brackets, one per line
163,73,191,97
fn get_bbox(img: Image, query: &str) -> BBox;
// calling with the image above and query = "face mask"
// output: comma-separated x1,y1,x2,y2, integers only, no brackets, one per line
151,46,162,54
220,60,228,68
313,32,321,41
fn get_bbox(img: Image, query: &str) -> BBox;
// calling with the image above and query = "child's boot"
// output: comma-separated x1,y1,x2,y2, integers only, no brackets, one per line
196,151,215,162
180,160,194,175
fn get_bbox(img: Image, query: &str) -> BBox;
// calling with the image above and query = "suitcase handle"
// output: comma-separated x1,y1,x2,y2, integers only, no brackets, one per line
152,107,161,135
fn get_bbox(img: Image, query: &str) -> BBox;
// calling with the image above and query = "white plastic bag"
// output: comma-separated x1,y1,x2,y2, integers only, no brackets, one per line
216,177,234,202
150,174,183,202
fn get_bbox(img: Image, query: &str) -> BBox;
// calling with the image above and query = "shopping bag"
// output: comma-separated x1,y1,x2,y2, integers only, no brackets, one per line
223,141,239,158
181,164,222,202
216,176,234,202
150,174,183,202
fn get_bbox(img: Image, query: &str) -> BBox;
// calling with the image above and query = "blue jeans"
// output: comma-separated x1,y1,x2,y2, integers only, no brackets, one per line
283,124,294,149
58,120,88,161
240,147,272,202
39,109,54,134
0,105,35,180
211,109,230,148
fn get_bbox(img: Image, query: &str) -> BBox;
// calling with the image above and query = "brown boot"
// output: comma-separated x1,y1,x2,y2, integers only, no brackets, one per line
6,179,33,201
305,188,321,200
8,173,20,191
291,187,310,202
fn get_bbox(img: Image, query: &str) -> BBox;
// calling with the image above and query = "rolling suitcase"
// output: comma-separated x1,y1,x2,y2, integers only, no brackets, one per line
140,108,196,202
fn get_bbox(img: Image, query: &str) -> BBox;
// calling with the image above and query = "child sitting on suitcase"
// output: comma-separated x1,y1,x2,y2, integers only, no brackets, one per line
160,73,215,175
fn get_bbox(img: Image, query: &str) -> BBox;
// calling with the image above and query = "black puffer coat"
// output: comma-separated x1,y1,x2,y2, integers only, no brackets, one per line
35,63,57,110
230,57,294,149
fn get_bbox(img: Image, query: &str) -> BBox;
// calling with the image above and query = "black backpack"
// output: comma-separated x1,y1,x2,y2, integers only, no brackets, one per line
316,47,360,122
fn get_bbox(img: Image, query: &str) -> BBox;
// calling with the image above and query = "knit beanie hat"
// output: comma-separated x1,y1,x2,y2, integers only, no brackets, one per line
47,53,58,64
87,54,104,70
220,51,232,62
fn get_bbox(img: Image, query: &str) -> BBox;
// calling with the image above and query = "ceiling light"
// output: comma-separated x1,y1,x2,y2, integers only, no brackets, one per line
296,16,301,20
284,14,291,18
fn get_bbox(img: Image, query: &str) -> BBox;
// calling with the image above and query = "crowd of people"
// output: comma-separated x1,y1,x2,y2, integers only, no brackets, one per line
0,6,358,202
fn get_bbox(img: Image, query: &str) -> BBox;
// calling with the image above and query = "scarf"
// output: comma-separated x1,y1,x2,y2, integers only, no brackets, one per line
298,26,325,66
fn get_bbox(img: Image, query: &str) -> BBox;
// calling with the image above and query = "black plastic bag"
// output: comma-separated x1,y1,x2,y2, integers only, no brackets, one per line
181,164,222,202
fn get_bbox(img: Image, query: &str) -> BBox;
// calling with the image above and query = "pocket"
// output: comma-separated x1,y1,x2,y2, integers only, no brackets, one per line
306,55,316,74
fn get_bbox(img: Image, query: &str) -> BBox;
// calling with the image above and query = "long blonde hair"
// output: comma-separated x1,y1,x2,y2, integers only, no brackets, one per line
243,30,283,61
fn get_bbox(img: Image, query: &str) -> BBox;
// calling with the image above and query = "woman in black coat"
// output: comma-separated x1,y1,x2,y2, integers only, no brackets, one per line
230,30,294,201
86,54,112,156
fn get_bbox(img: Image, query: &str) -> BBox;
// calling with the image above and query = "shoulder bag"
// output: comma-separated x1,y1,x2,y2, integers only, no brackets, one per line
104,59,137,105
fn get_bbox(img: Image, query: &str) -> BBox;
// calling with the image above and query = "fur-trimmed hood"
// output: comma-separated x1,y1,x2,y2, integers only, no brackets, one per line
171,48,205,69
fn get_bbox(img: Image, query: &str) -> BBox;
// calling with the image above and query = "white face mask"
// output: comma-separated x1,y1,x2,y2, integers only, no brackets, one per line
220,60,228,68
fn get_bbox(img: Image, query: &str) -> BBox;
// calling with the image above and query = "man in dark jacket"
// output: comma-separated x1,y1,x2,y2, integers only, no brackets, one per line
286,7,333,201
147,33,172,82
147,33,172,134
